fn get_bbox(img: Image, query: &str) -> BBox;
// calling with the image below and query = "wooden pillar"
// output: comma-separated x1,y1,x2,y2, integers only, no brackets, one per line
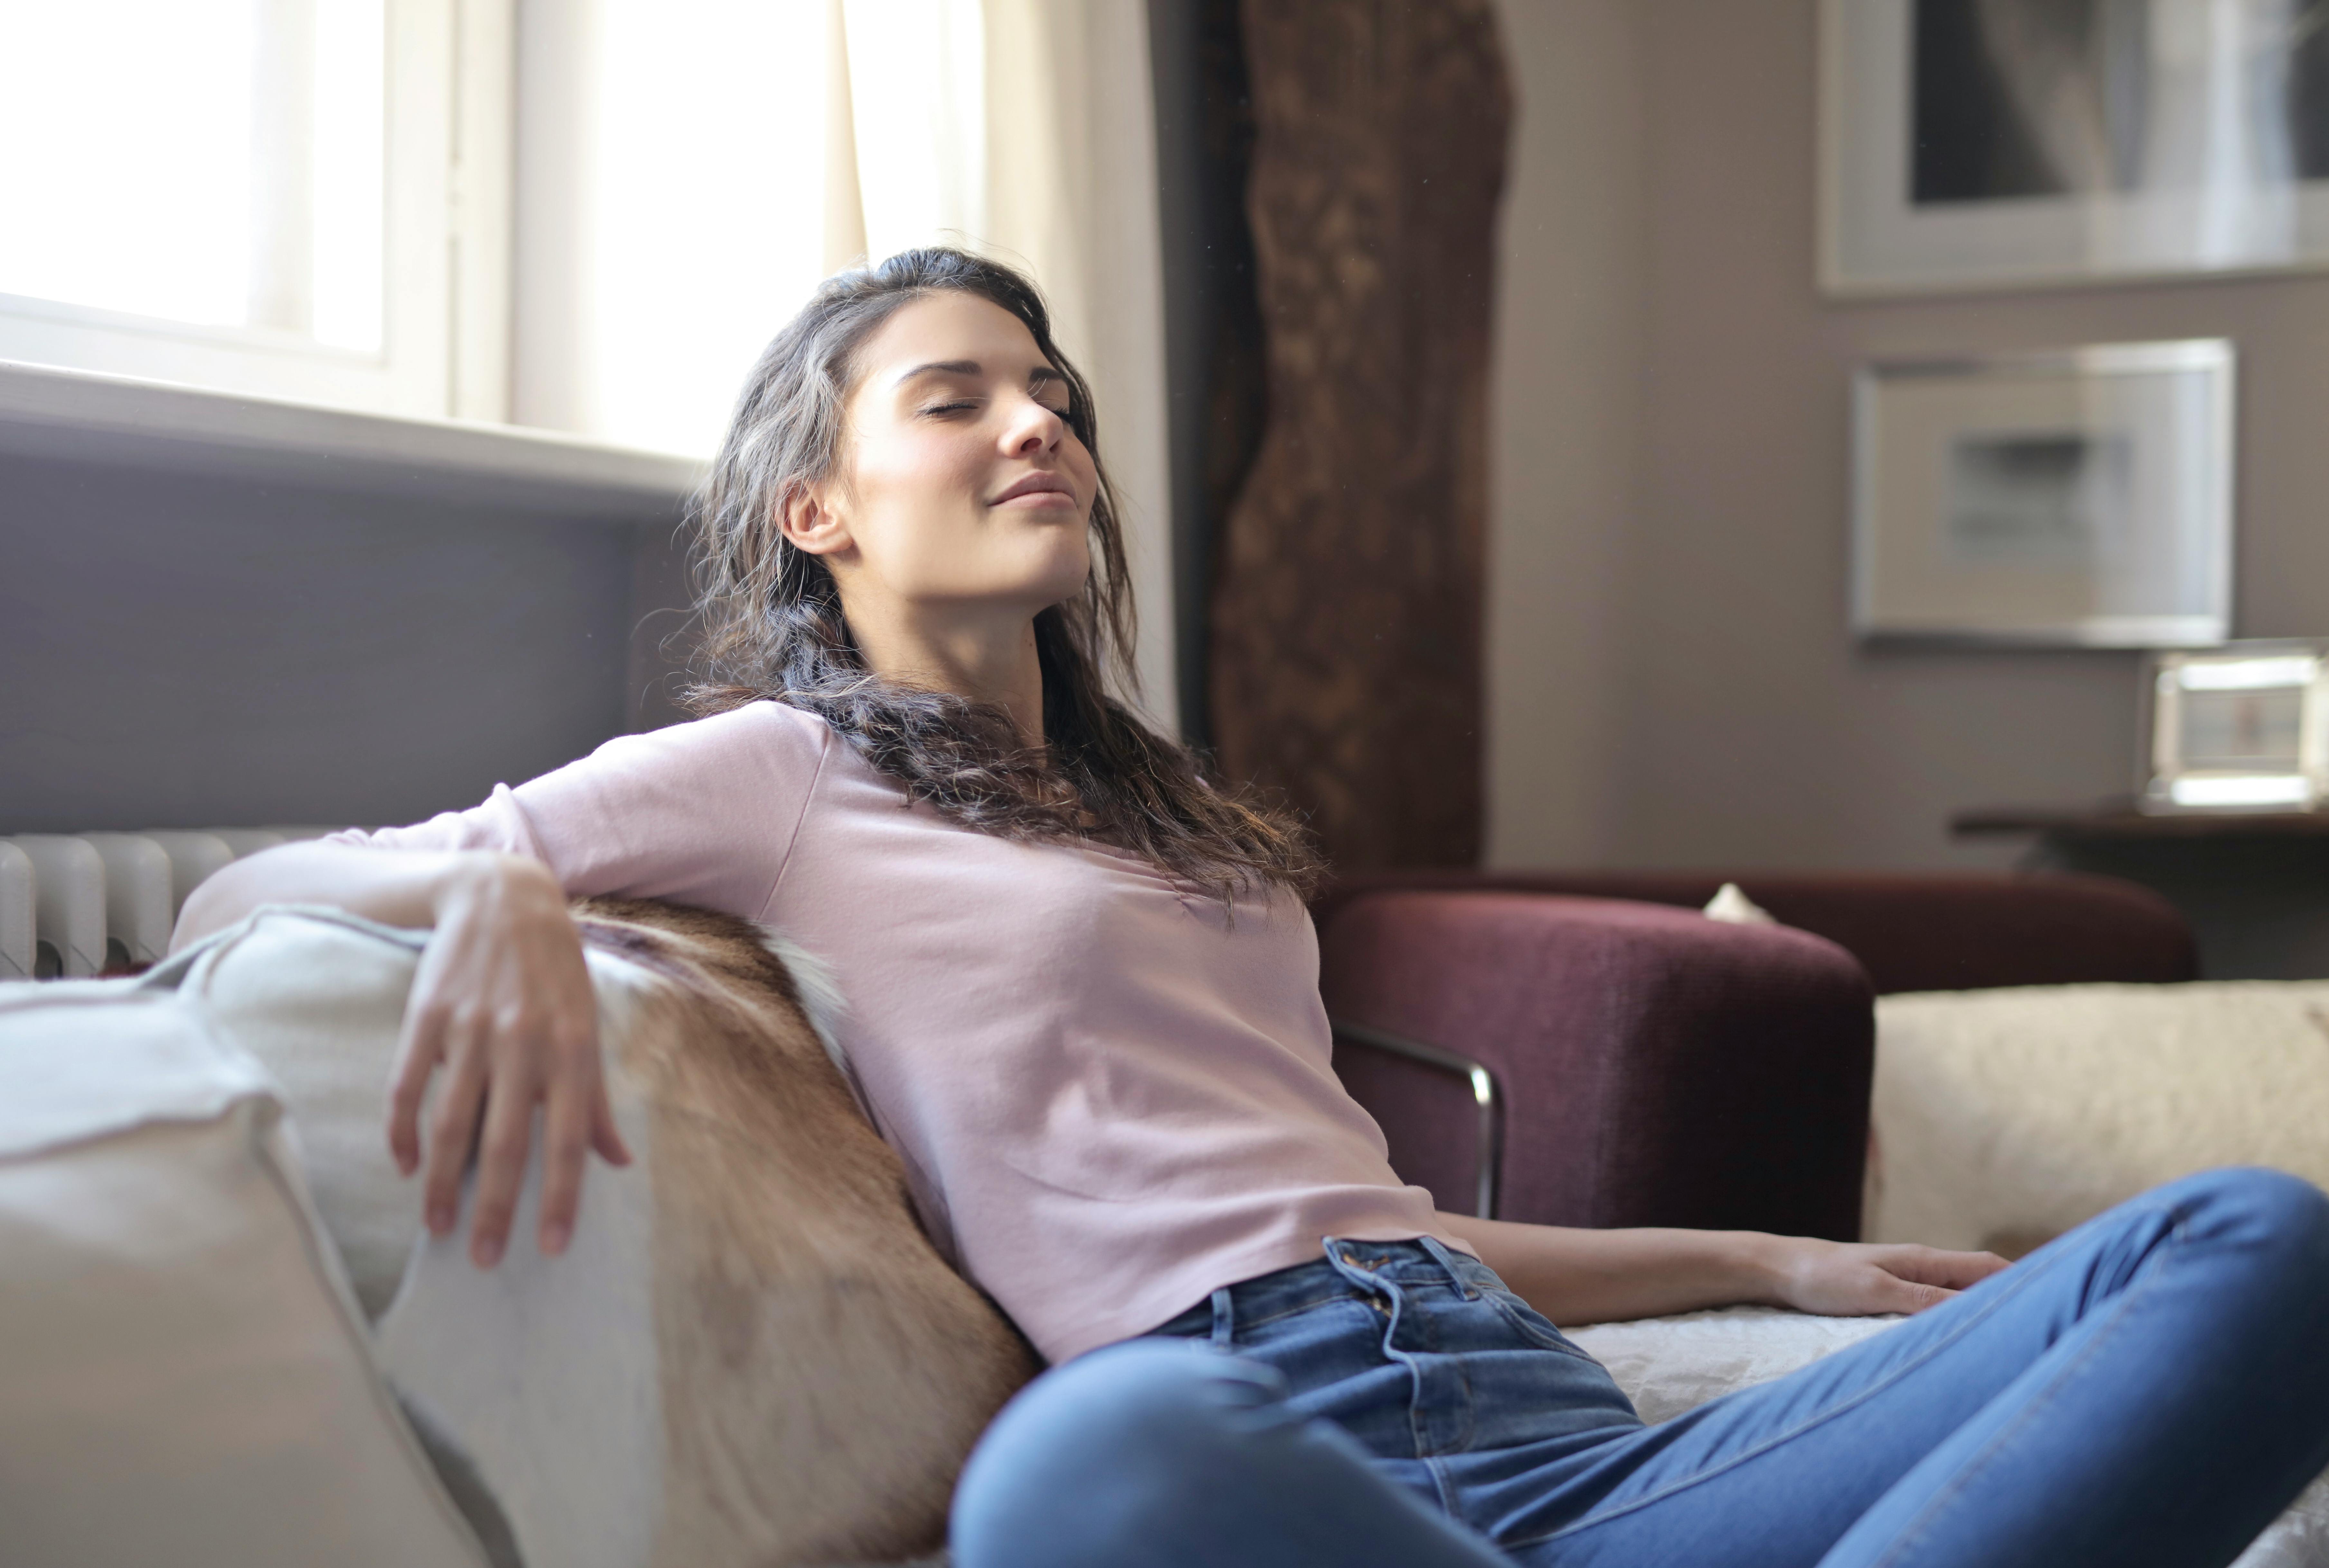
1209,0,1511,872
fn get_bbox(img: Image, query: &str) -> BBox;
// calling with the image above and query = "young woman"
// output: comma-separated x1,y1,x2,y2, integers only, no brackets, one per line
177,248,2329,1568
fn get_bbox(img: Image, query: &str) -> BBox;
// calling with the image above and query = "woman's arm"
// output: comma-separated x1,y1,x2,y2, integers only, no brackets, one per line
1434,1211,2009,1327
174,840,525,947
175,843,630,1267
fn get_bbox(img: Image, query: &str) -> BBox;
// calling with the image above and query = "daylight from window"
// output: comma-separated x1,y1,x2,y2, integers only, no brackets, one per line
0,0,385,351
584,0,836,454
0,0,1029,450
572,0,987,455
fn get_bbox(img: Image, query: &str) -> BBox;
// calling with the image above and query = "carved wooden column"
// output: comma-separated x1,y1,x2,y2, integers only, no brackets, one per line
1209,0,1510,872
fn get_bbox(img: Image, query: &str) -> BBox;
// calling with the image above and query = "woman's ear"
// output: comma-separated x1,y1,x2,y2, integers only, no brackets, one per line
777,485,851,558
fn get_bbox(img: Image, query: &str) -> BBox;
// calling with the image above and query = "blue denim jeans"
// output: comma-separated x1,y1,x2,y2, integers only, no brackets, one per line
951,1168,2329,1567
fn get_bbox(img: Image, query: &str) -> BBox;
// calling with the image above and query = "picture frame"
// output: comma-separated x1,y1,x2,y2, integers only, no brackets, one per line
1820,0,2329,295
1850,339,2235,646
2144,641,2329,811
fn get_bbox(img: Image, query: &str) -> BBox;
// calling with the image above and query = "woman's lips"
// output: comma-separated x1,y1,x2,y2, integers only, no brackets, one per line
991,473,1078,507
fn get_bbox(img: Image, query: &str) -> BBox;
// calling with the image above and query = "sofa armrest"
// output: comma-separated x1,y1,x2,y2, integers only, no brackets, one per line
1318,890,1874,1240
1316,869,2197,994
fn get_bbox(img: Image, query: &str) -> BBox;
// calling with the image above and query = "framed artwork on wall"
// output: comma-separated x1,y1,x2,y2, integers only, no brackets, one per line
1821,0,2329,294
1851,338,2235,646
2144,641,2329,811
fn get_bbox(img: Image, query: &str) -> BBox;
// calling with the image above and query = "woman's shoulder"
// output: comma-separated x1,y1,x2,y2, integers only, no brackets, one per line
668,697,834,747
541,699,837,807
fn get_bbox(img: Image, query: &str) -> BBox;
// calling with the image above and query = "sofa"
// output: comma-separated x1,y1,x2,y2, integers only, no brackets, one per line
14,868,2323,1566
1317,868,2327,1568
1314,868,2198,1231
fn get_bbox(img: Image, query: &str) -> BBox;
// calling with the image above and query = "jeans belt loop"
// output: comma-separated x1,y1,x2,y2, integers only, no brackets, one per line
1416,1234,1479,1299
1209,1286,1236,1351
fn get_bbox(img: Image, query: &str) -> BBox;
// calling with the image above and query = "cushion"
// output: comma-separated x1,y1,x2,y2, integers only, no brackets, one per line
1567,1306,2329,1567
166,901,1034,1568
0,982,490,1568
1868,981,2329,1255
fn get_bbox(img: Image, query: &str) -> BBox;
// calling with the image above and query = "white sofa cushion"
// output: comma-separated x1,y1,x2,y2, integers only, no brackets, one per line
0,982,489,1568
1868,981,2329,1255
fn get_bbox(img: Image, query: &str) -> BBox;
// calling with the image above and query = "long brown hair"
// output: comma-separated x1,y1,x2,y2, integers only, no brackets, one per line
686,247,1320,903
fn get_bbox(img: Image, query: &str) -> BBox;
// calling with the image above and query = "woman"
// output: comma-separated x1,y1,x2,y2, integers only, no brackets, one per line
177,249,2329,1568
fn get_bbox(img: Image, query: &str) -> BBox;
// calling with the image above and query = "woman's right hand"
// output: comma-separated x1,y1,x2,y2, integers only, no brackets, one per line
384,853,631,1267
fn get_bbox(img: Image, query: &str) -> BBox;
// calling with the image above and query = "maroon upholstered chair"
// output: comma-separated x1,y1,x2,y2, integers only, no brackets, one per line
1314,871,2197,1244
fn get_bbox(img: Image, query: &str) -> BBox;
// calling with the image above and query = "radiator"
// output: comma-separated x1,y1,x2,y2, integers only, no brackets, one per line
0,829,343,980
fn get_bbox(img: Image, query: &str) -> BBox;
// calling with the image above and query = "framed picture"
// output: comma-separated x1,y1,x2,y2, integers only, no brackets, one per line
2145,641,2329,811
1851,338,2234,646
1821,0,2329,294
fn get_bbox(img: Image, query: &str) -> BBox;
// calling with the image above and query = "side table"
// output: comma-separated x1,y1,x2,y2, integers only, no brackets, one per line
1951,805,2329,980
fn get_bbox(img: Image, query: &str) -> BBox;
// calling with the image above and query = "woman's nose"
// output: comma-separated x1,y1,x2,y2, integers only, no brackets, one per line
1003,399,1061,455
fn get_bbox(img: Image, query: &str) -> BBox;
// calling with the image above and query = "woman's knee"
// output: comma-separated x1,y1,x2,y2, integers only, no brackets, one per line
951,1340,1508,1568
951,1341,1295,1561
2159,1166,2329,1256
980,1340,1289,1467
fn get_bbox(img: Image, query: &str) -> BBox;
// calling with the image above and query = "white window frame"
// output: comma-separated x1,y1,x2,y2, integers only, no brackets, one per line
0,0,510,422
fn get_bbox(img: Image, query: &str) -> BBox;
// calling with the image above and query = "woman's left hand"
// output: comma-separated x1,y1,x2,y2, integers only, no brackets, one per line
1435,1213,2016,1326
1764,1237,2011,1316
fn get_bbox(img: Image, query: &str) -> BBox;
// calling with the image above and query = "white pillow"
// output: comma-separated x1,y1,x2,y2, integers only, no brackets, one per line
1868,981,2329,1255
0,983,489,1568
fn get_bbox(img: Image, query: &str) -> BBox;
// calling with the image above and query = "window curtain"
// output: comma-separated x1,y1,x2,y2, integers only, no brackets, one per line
1207,0,1509,870
512,0,1178,730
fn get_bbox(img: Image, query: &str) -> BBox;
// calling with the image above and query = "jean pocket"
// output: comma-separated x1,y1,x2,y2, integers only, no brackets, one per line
1480,1285,1600,1361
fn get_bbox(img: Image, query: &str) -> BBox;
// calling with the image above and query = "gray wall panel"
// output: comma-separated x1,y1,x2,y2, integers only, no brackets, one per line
0,454,665,832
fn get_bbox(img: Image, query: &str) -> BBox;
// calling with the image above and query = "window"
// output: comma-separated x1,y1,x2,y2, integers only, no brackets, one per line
0,0,506,419
0,0,1177,717
508,0,988,457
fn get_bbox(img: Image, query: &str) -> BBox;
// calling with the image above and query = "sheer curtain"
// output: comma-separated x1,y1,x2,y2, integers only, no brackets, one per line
512,0,1176,728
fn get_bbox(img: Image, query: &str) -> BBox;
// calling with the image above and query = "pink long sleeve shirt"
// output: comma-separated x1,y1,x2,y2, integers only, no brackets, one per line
336,700,1462,1362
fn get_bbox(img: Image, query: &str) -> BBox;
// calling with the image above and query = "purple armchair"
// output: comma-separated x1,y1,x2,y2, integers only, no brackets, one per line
1316,871,2197,1243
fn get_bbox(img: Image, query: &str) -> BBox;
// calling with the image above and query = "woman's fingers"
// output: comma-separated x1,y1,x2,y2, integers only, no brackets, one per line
1775,1239,2005,1315
536,1056,595,1257
1836,1246,2009,1314
1880,1245,2011,1291
386,1004,447,1177
421,1024,493,1237
1931,1249,2011,1289
383,856,621,1267
1863,1269,1957,1314
407,1019,624,1266
468,1049,544,1268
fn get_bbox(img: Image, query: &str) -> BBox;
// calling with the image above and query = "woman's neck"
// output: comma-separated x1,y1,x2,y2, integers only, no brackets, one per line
845,600,1048,748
